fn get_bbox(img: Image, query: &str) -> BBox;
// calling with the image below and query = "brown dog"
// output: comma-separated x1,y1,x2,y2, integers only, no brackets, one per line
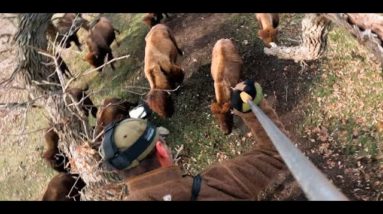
144,24,184,118
142,13,170,28
85,17,119,71
94,98,137,138
51,13,89,51
210,39,242,134
42,128,68,172
255,13,279,48
42,173,85,201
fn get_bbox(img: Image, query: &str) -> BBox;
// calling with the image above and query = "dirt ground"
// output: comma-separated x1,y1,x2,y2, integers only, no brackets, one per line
0,13,382,200
131,13,383,201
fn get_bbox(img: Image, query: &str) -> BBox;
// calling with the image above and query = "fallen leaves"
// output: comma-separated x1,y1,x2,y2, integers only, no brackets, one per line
318,143,330,154
311,126,330,142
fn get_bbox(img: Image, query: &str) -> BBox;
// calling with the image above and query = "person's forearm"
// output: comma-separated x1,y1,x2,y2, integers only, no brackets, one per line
235,99,289,151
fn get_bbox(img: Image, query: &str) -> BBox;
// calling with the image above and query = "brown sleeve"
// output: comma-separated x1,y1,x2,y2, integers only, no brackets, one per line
198,99,289,200
199,149,287,200
233,99,290,152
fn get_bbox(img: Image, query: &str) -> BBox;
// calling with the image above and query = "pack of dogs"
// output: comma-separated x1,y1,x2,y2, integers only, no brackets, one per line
41,13,279,201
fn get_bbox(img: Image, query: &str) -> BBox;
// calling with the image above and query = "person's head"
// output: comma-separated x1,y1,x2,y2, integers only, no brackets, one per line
99,118,172,174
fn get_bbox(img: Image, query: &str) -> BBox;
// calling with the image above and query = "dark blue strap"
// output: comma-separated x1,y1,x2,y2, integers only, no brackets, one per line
101,119,124,160
191,174,202,201
108,122,157,170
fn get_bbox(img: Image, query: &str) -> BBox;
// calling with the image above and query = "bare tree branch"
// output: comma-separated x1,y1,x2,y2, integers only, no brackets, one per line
0,126,49,136
0,102,43,109
79,55,131,77
265,13,383,67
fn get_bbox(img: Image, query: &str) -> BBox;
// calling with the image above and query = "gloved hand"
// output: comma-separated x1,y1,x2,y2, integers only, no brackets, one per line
231,79,264,113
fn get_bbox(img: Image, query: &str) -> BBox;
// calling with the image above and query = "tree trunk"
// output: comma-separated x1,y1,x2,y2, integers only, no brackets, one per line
264,13,331,62
323,13,383,66
265,13,383,67
11,13,126,200
13,13,59,91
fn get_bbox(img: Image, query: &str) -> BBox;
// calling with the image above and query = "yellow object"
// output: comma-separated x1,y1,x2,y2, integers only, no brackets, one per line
240,82,263,112
240,92,252,102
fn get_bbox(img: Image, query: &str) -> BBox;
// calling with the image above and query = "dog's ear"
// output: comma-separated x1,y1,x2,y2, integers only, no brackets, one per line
258,29,269,40
269,28,278,37
210,102,222,114
83,52,90,61
84,52,95,62
221,102,231,113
